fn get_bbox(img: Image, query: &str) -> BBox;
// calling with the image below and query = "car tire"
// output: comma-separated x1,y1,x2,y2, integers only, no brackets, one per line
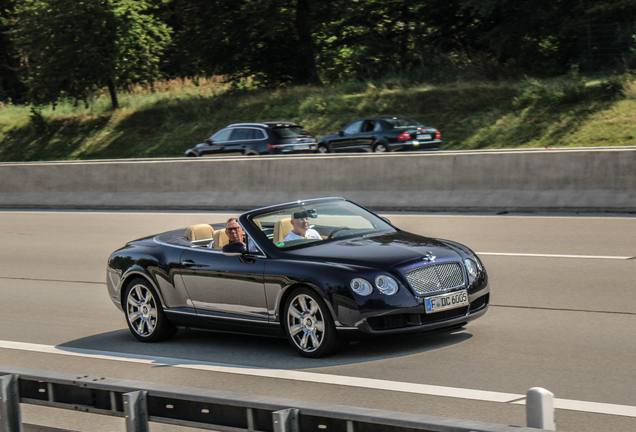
244,150,259,156
186,152,199,157
124,278,177,343
317,143,330,154
283,287,340,358
373,142,388,152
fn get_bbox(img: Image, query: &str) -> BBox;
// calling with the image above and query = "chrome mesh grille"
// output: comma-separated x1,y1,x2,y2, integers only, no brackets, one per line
406,262,465,295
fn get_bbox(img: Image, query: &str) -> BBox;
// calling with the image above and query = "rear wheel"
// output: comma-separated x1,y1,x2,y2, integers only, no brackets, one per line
283,287,340,358
124,278,177,342
373,142,387,152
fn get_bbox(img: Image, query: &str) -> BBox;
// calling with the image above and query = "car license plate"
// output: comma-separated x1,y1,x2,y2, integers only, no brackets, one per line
294,144,309,150
417,134,432,140
425,290,468,313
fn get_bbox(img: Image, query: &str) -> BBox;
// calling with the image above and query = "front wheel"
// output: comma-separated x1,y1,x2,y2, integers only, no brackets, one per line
317,143,330,154
124,278,177,342
283,288,340,358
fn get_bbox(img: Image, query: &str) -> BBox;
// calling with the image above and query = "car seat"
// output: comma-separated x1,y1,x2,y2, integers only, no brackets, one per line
213,229,230,249
273,218,293,243
184,224,215,242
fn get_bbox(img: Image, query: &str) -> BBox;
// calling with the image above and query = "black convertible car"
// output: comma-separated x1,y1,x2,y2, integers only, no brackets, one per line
106,198,489,357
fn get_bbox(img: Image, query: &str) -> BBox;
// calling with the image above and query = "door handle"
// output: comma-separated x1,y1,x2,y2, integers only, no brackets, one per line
181,260,196,268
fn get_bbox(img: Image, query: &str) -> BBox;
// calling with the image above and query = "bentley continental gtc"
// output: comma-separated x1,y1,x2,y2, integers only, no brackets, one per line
106,197,489,357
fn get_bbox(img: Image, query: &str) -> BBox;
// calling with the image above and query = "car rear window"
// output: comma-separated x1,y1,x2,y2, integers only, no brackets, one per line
385,117,423,128
273,126,311,138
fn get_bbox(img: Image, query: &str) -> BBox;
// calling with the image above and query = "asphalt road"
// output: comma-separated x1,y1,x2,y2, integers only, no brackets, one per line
0,210,635,432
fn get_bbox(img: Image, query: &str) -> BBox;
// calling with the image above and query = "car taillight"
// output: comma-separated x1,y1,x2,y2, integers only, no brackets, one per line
435,129,441,139
397,131,411,141
267,144,275,151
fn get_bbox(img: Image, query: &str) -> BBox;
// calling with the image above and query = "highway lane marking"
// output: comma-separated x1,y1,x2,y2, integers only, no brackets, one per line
477,252,634,260
1,340,635,418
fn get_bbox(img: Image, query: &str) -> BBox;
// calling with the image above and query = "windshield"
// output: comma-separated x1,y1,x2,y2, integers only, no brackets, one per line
251,200,395,249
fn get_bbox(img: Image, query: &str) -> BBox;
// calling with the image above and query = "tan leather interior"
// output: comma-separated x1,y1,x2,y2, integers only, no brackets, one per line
184,224,215,241
273,218,293,243
213,229,230,249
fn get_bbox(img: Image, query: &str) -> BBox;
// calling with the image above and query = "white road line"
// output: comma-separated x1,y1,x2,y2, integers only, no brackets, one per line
1,340,635,418
477,252,634,260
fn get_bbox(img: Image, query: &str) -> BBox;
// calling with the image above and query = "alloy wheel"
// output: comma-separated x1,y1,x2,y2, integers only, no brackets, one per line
286,293,326,353
126,283,158,337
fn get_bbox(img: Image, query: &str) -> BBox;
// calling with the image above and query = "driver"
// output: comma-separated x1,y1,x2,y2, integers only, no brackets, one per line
223,218,261,253
284,210,321,241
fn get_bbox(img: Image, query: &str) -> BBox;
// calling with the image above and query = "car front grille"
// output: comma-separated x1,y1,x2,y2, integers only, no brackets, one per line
406,262,465,295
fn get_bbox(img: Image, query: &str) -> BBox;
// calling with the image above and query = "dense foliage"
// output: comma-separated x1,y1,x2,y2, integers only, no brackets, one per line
1,0,636,106
2,0,170,107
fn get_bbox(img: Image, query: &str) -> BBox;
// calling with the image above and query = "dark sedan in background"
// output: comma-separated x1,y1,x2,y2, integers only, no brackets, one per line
185,122,317,156
317,116,441,153
106,197,489,358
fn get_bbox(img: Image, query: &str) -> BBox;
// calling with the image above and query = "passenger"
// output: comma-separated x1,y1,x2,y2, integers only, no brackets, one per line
284,211,321,241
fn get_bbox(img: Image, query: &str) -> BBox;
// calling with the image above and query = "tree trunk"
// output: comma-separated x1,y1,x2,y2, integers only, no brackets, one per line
295,0,321,85
107,79,119,109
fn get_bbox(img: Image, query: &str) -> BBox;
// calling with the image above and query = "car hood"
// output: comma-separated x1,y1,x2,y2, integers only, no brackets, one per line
283,231,463,270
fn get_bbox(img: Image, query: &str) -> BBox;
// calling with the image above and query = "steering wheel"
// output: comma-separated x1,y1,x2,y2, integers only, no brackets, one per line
328,226,351,239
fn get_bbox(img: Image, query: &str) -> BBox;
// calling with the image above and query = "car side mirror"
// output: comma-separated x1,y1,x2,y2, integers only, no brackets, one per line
222,242,247,256
381,217,392,225
338,131,345,137
204,138,212,144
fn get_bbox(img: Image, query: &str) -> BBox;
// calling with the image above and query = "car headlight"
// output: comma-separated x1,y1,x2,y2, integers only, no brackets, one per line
464,258,478,281
375,275,398,295
350,278,373,296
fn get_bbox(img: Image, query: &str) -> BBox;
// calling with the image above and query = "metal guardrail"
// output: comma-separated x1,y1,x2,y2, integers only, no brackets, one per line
0,367,556,432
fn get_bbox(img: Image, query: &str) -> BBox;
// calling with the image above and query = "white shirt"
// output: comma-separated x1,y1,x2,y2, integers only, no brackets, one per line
284,228,321,241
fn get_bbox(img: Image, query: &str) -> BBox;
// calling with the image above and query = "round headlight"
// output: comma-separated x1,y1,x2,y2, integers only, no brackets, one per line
350,278,373,296
464,258,478,280
375,275,398,295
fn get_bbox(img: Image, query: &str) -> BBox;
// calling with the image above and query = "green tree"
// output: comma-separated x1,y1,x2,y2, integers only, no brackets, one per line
6,0,171,108
0,0,24,102
161,0,320,86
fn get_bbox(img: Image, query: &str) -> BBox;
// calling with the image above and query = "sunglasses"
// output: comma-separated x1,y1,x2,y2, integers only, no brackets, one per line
226,227,241,232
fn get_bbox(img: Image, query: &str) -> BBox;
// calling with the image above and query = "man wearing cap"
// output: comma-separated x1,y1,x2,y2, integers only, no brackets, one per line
284,210,321,241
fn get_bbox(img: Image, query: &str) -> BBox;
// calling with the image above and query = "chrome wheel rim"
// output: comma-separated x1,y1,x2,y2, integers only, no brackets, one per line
126,284,158,337
374,144,387,152
287,294,325,352
318,145,328,153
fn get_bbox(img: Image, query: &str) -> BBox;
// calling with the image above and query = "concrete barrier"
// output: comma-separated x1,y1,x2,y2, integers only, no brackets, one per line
0,147,634,212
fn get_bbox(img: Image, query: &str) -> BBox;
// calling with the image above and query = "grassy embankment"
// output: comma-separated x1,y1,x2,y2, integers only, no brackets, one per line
0,74,635,162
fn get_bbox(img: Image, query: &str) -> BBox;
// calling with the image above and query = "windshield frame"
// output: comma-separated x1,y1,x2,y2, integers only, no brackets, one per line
243,198,396,252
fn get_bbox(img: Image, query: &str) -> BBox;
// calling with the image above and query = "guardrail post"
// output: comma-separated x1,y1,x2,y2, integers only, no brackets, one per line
0,374,23,432
124,391,149,432
272,408,299,432
526,387,555,430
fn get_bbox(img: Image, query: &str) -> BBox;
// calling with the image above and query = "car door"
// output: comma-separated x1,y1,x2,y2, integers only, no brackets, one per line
355,120,378,150
199,128,233,155
329,120,364,152
221,128,251,154
178,248,269,327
